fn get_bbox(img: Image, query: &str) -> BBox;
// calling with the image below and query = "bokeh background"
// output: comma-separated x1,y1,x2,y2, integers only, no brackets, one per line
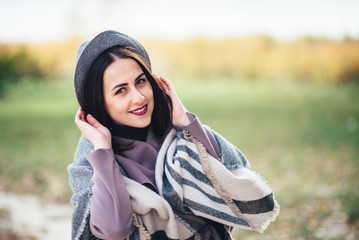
0,0,358,239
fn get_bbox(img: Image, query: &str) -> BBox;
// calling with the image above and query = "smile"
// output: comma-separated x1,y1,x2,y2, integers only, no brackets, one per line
130,104,148,116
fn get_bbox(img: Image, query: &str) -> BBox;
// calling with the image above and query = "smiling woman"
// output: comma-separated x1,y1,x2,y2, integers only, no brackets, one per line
103,58,154,128
68,30,279,240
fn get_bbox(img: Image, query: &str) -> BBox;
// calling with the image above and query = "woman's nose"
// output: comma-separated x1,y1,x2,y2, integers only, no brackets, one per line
131,89,145,104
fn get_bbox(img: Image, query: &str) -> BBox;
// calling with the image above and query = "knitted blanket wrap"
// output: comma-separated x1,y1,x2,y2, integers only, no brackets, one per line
68,128,279,240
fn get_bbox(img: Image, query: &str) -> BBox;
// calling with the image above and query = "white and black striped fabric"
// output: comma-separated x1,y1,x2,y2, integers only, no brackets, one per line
155,129,279,233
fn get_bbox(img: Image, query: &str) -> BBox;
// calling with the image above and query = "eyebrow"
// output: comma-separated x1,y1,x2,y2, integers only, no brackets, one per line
111,72,145,91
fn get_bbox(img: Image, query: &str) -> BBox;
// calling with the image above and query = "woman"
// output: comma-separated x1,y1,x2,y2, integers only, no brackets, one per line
68,30,279,240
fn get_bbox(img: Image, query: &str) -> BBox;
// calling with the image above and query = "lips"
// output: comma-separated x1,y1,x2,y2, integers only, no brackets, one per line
129,104,148,116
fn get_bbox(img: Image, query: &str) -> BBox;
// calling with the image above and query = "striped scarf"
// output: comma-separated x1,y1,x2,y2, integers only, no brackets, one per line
154,129,279,234
69,128,279,240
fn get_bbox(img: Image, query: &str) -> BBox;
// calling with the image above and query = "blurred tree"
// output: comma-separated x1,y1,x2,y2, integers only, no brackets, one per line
0,45,44,96
144,35,359,83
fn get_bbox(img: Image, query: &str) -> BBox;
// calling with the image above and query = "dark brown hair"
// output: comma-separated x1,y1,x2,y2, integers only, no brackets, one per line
82,46,172,144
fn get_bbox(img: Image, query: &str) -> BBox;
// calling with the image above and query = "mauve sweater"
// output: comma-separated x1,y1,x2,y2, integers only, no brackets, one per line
86,113,224,240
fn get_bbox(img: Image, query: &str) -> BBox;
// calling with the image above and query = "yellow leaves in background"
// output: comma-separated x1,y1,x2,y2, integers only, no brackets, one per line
143,35,359,83
1,35,358,83
25,39,83,78
0,39,82,80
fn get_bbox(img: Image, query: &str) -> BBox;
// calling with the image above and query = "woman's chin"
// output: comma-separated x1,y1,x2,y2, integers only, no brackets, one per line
128,119,152,129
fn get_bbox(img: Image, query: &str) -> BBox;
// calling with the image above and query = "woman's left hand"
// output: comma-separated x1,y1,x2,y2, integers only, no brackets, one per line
154,74,190,126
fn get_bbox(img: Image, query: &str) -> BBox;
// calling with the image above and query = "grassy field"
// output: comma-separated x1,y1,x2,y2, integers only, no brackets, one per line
0,77,358,239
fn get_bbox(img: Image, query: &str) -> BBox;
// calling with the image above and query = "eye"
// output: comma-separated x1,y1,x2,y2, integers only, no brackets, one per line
136,78,147,85
115,87,126,95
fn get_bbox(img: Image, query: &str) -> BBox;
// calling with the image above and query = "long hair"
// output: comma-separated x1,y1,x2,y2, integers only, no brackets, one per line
82,46,172,143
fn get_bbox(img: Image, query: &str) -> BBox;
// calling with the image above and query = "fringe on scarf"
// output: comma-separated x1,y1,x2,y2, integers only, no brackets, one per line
184,130,280,233
132,214,152,240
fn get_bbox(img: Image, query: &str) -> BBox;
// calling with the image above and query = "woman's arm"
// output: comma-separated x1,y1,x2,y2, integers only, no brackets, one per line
87,149,134,239
175,112,221,159
74,107,134,239
155,75,221,159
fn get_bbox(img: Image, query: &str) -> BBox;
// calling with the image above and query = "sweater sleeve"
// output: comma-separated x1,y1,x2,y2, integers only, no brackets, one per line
175,112,221,159
86,148,134,240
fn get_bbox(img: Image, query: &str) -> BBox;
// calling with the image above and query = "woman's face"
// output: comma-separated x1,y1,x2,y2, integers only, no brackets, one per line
103,57,154,128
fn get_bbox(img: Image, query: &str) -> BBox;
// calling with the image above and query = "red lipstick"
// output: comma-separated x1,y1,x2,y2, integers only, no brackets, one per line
130,104,148,116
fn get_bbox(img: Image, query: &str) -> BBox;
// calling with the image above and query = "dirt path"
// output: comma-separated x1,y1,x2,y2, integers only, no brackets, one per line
0,192,72,240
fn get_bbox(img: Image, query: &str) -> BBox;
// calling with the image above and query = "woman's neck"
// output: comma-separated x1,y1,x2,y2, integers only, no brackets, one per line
110,123,150,142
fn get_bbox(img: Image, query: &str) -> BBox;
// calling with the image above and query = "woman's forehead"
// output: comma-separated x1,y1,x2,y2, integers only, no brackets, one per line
103,58,143,86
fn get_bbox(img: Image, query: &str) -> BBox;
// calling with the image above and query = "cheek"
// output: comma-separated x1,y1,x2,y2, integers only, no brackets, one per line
146,86,154,101
106,98,125,116
148,90,154,101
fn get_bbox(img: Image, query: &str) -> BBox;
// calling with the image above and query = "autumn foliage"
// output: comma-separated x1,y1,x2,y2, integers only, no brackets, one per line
144,35,359,83
1,35,359,83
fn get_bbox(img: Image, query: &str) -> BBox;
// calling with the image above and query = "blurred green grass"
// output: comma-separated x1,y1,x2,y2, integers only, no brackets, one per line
0,77,358,239
0,78,79,200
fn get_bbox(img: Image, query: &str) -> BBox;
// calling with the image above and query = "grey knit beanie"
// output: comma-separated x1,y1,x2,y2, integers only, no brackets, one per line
74,30,151,108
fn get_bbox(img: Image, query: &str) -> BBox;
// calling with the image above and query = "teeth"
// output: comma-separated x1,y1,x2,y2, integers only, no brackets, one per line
132,105,146,113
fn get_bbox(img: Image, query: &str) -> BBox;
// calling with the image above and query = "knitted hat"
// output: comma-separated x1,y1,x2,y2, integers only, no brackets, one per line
74,30,151,108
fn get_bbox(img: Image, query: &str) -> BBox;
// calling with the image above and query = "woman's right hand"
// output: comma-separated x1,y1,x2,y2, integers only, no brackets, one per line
75,107,112,150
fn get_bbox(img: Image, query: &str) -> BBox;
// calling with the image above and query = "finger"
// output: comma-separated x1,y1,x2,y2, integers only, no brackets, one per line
75,107,81,120
75,108,93,133
86,114,97,125
153,73,167,92
86,114,103,128
157,76,171,93
159,76,174,91
75,107,84,123
75,115,98,138
75,114,88,133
